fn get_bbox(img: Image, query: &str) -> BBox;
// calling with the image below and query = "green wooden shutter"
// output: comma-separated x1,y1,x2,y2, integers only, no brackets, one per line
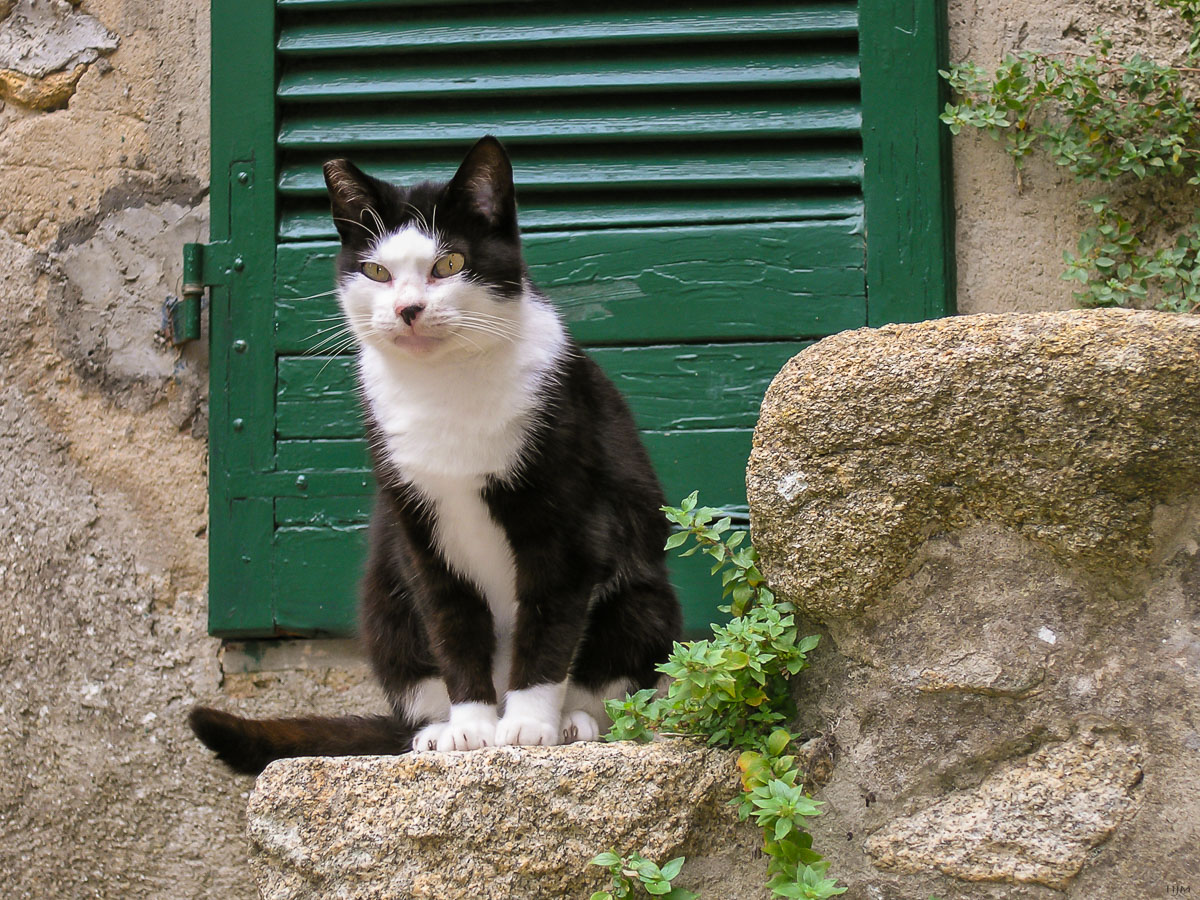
206,0,953,638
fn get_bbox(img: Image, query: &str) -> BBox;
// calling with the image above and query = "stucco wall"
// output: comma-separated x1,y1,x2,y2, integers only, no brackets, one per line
947,0,1196,313
0,2,384,897
0,2,1180,898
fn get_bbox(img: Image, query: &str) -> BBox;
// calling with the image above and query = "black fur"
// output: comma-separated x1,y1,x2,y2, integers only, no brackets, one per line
190,137,681,774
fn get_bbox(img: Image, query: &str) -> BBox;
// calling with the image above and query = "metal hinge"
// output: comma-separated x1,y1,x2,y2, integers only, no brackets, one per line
164,240,234,346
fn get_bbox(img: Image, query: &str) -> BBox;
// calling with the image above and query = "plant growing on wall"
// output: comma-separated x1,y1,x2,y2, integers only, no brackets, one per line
589,851,696,900
940,0,1200,312
601,493,844,900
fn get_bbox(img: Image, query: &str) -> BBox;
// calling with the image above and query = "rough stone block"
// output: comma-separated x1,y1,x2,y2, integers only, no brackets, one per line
747,309,1200,898
247,742,766,900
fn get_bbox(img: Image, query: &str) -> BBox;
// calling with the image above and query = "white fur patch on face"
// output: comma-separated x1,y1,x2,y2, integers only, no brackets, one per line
338,225,519,361
353,282,567,482
496,681,567,747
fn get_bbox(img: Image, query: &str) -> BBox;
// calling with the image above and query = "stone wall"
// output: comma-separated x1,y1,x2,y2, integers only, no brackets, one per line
0,2,386,898
0,1,1185,898
748,310,1200,898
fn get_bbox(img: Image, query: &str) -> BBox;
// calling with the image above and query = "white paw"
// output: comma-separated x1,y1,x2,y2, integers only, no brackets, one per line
411,704,497,751
495,715,561,747
560,710,600,744
412,721,450,752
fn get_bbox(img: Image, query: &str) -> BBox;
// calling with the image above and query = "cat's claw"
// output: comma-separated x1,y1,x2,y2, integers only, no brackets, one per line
560,710,600,744
495,716,560,747
412,715,496,752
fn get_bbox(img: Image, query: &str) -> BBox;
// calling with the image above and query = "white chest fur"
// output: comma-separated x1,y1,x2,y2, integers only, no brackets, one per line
358,294,564,481
357,293,565,620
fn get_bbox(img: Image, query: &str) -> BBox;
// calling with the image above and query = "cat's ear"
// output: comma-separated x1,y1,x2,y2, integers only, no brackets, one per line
446,136,516,228
323,159,385,244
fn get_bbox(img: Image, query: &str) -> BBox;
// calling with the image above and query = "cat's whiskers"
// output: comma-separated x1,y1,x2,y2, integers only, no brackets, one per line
452,330,487,353
303,314,373,351
306,337,352,357
454,313,522,341
453,323,515,346
457,310,522,330
333,216,381,241
361,205,387,241
287,288,339,302
305,318,363,339
401,202,431,234
454,321,519,345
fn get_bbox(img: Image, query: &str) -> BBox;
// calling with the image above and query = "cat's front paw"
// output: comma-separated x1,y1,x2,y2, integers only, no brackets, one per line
412,704,497,751
560,710,600,744
495,715,560,747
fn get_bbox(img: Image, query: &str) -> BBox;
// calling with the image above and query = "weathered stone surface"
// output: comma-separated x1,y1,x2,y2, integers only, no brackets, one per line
0,0,117,109
248,743,766,900
50,197,210,424
748,310,1200,899
749,309,1200,622
864,731,1143,889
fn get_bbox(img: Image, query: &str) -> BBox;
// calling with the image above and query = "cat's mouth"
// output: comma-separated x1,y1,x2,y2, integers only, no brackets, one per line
389,331,445,354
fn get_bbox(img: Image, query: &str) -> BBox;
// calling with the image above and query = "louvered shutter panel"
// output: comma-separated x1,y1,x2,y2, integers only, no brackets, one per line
206,0,953,637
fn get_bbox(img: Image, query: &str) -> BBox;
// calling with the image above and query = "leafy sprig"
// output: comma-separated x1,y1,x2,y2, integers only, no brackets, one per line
589,851,697,900
598,494,843,900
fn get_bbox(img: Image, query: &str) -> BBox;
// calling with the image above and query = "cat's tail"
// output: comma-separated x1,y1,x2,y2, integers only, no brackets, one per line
188,706,416,776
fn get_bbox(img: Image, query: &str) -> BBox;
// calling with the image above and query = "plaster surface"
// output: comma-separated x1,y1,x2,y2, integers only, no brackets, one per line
945,0,1200,314
0,1,1184,897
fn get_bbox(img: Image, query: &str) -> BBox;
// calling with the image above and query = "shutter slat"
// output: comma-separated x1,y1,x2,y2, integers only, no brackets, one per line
277,100,861,149
274,220,865,350
277,196,863,244
277,7,858,56
277,53,858,102
278,150,862,196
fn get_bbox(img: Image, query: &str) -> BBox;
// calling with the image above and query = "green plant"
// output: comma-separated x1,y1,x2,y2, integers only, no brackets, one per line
588,851,697,900
602,493,844,900
940,0,1200,312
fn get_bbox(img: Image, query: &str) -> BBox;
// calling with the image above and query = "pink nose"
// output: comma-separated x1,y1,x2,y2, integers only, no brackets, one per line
397,304,424,326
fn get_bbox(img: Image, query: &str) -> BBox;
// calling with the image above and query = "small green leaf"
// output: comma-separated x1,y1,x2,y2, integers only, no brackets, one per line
660,857,686,882
724,650,750,670
590,852,621,868
664,531,689,551
767,728,792,757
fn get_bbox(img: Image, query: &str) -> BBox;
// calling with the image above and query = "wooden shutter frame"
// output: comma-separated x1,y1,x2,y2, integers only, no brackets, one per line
205,0,955,638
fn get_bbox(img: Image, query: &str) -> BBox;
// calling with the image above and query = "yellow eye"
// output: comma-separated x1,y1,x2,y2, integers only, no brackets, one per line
360,261,391,282
432,252,465,278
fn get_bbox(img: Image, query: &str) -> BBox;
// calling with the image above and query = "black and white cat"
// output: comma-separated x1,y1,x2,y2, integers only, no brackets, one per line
190,137,682,773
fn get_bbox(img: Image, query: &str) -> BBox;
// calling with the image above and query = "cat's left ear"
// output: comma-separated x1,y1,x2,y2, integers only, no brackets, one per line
446,136,516,227
323,158,388,244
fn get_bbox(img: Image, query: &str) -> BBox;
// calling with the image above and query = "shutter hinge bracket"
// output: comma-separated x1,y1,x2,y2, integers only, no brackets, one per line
164,240,234,346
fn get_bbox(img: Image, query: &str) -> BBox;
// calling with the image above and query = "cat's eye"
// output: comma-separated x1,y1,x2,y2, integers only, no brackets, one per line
432,252,465,278
360,261,391,282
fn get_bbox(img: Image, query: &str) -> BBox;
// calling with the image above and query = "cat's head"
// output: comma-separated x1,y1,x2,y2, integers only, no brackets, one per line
323,136,526,360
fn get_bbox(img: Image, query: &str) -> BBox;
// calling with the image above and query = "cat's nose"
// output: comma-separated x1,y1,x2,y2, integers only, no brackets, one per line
397,304,424,326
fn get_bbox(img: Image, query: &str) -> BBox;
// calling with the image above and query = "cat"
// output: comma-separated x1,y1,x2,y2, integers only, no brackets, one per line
189,136,682,774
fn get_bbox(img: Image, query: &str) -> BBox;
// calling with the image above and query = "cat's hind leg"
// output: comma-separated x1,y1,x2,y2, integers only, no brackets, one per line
561,571,680,744
559,679,631,743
